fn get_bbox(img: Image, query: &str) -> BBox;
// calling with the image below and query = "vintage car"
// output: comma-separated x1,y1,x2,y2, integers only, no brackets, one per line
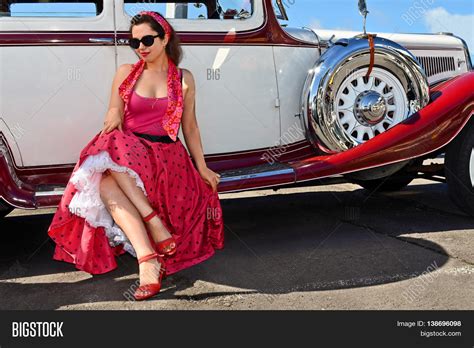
0,0,473,218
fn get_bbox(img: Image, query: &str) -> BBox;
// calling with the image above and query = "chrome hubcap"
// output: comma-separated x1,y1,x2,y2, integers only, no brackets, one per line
354,90,387,126
335,67,409,144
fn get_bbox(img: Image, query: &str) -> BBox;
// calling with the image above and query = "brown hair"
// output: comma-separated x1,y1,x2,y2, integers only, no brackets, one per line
129,12,183,67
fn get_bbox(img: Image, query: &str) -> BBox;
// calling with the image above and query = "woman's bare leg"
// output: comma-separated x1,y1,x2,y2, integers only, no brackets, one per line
99,173,162,286
106,170,172,244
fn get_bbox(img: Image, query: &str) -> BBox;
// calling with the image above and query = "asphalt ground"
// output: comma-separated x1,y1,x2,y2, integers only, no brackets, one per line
0,179,472,310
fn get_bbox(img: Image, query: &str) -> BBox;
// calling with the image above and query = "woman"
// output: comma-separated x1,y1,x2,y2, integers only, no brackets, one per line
47,11,225,301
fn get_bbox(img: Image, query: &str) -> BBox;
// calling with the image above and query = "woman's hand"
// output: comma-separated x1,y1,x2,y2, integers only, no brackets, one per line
198,166,221,193
100,108,123,135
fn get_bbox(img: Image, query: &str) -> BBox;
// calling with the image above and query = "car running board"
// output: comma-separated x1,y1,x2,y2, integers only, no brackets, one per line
217,161,295,192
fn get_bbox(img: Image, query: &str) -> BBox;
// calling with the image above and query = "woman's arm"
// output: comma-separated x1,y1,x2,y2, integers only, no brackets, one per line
100,64,132,135
180,69,221,192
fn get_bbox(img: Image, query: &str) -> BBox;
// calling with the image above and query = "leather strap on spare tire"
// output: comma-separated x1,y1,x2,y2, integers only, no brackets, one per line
365,34,375,78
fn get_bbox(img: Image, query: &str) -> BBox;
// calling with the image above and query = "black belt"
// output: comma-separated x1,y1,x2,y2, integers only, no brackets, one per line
132,132,177,143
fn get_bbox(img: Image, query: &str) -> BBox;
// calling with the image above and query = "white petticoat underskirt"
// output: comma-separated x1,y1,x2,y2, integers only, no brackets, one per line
68,150,148,258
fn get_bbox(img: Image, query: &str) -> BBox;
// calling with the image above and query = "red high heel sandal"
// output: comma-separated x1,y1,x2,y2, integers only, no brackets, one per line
142,210,177,257
133,251,165,301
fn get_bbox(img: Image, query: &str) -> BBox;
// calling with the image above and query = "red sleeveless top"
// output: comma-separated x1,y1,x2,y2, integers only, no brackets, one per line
122,68,183,136
123,90,168,135
118,58,183,141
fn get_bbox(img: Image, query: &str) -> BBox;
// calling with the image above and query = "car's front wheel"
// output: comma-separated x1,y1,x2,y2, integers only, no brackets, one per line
352,172,415,192
346,159,420,192
445,119,474,216
0,199,13,218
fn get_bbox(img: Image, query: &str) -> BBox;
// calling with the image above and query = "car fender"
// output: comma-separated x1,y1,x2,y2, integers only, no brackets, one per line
290,71,474,181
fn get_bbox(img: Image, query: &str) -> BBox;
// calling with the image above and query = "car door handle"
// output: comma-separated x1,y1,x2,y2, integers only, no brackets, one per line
116,38,129,45
88,38,114,44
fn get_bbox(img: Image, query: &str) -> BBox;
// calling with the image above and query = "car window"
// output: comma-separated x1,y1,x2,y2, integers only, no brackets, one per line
124,0,253,20
272,0,283,19
0,1,103,17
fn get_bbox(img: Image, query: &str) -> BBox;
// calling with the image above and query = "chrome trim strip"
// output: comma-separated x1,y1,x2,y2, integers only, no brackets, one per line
35,190,65,197
220,167,295,183
449,34,473,71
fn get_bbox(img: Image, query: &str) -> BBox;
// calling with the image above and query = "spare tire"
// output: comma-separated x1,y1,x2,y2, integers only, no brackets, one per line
300,35,429,152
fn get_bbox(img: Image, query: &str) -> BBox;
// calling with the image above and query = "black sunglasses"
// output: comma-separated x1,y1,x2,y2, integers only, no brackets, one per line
129,34,160,49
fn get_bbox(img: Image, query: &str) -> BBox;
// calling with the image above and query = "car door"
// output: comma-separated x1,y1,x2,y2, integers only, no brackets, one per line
0,0,116,166
115,0,281,155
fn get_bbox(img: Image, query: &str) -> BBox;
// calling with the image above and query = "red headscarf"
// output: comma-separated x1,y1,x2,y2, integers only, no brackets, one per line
118,12,183,141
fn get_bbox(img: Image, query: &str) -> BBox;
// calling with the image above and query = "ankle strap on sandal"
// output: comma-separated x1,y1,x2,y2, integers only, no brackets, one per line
143,210,158,223
138,252,159,264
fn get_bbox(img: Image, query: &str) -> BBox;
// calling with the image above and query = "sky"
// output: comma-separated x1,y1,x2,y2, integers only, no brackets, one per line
9,0,473,55
279,0,473,55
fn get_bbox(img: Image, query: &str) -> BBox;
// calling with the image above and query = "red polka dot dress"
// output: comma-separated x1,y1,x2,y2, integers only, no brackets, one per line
47,67,225,276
